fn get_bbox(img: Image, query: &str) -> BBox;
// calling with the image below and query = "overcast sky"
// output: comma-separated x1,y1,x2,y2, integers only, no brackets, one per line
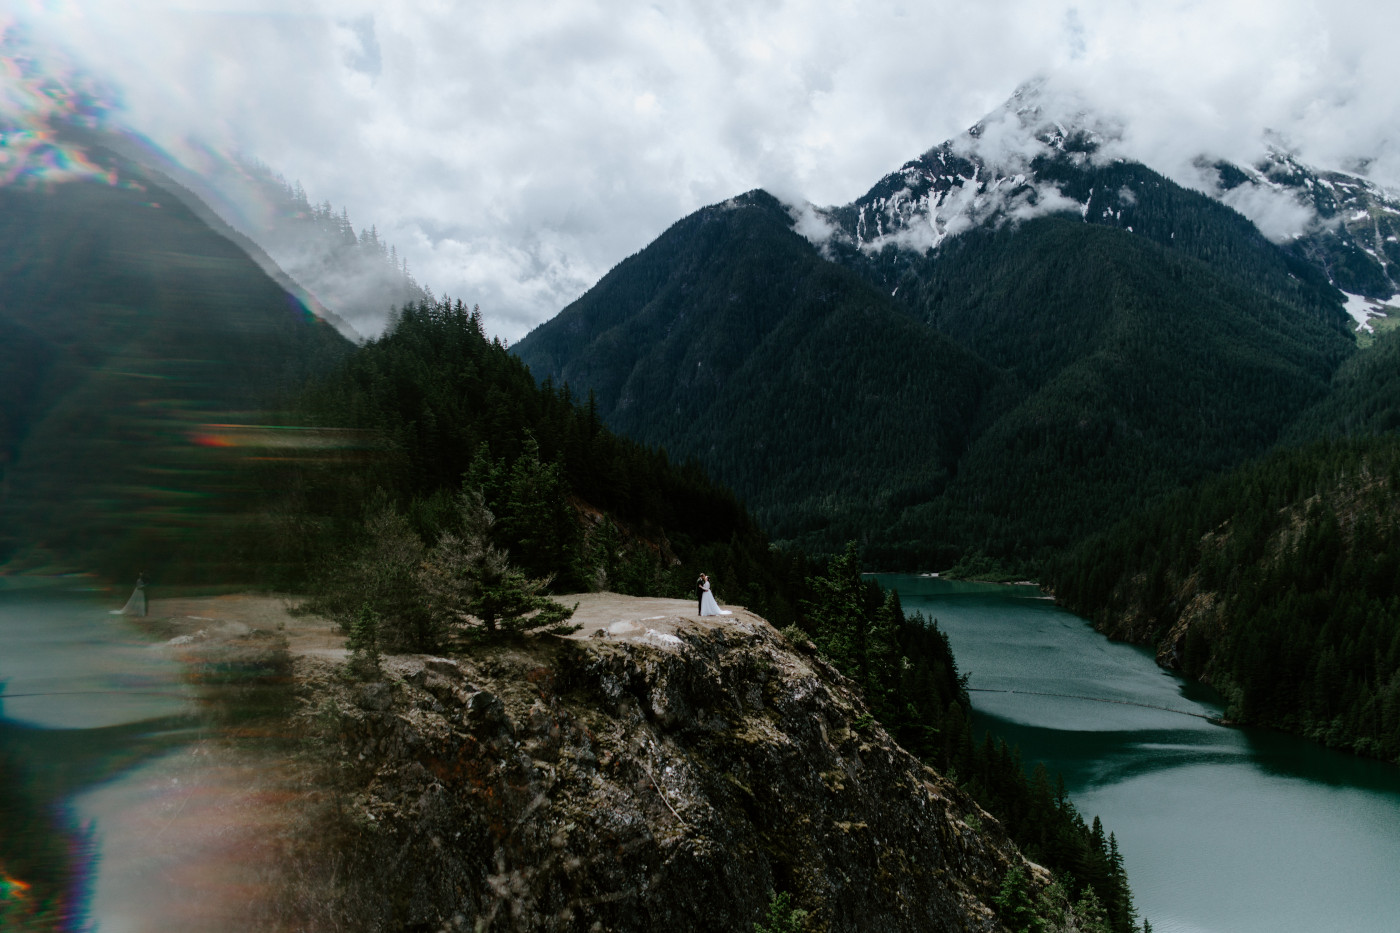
9,0,1400,340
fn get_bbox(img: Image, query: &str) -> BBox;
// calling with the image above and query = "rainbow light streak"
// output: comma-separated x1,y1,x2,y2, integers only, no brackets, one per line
0,22,118,188
188,424,370,450
1,868,31,899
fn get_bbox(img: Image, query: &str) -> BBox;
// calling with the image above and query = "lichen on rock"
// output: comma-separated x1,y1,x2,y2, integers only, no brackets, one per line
287,596,1034,932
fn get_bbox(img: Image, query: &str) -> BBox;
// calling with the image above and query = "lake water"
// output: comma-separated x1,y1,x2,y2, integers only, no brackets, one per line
0,581,197,929
8,575,1400,931
878,574,1400,933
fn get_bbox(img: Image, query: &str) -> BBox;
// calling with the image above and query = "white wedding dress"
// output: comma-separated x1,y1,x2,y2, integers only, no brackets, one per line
699,582,731,617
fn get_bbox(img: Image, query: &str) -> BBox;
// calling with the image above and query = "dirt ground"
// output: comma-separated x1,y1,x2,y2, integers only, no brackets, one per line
108,589,771,929
146,590,771,658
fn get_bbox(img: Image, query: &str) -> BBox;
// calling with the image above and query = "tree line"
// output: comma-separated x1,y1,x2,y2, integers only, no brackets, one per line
795,544,1143,933
1048,436,1400,763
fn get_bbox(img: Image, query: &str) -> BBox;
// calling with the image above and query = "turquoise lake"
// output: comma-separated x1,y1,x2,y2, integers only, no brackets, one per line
878,574,1400,933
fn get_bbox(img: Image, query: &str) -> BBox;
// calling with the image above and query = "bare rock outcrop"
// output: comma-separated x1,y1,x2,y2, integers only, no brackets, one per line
296,602,1030,932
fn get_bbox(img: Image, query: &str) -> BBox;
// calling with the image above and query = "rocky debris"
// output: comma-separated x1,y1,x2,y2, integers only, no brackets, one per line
291,604,1031,932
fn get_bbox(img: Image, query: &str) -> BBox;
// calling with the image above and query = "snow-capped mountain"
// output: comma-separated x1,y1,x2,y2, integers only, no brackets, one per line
810,79,1400,329
1206,148,1400,327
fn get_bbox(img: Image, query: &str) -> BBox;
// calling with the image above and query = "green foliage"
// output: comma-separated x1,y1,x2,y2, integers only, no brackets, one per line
514,191,997,560
346,604,383,678
798,553,1138,932
418,490,578,639
281,296,798,624
803,542,867,672
993,866,1044,933
1050,436,1400,762
753,890,808,933
1072,886,1112,933
515,173,1356,568
313,489,578,649
306,502,435,652
1284,324,1400,443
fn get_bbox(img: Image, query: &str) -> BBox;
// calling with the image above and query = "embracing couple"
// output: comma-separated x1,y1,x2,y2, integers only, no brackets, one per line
695,573,732,617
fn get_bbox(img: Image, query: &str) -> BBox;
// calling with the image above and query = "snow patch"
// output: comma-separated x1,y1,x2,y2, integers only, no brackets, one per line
1341,291,1394,332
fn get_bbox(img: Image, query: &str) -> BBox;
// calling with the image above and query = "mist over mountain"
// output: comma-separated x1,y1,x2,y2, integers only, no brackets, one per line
0,143,351,577
811,79,1399,304
84,129,430,341
515,84,1370,565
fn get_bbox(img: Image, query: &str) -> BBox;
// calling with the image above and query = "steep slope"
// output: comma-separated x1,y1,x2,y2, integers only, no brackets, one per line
1283,325,1400,442
1047,435,1400,763
286,298,799,623
262,596,1045,932
515,191,1000,552
1207,148,1400,302
0,161,351,578
820,77,1396,308
869,205,1354,559
517,170,1355,563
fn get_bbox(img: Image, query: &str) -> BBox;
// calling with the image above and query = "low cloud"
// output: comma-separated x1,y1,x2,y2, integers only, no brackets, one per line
1218,183,1319,243
5,1,1398,340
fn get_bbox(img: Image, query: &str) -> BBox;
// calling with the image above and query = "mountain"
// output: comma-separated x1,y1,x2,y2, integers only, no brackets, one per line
515,92,1359,564
0,146,352,578
515,190,1000,556
282,296,803,624
84,128,430,341
819,78,1400,306
1208,147,1400,303
834,149,1355,560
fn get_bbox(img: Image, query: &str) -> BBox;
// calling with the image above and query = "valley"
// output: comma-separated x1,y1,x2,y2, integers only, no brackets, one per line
2,70,1398,933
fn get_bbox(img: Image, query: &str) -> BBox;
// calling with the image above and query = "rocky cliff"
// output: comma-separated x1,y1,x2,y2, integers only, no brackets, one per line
279,595,1036,932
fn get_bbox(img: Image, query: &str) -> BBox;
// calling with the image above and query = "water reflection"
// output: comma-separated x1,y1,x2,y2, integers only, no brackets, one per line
879,574,1400,933
0,582,198,929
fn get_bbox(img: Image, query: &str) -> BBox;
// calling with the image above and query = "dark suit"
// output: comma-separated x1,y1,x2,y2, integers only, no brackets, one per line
696,577,705,615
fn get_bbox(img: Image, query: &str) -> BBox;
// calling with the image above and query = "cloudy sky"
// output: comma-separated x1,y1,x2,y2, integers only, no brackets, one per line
9,0,1400,340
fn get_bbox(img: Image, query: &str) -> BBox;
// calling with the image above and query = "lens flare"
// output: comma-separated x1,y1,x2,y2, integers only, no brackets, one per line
0,20,118,187
188,424,370,451
1,869,31,899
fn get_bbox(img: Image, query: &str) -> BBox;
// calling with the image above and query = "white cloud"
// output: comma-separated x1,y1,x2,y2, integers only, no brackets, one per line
1218,183,1319,242
4,1,1398,340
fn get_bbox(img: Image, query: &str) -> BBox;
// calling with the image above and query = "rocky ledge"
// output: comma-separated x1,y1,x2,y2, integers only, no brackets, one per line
282,594,1034,932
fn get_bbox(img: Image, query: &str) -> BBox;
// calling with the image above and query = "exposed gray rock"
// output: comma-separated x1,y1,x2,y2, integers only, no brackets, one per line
299,618,1030,932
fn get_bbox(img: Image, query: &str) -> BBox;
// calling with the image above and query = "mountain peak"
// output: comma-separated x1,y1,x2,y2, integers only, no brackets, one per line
799,79,1399,303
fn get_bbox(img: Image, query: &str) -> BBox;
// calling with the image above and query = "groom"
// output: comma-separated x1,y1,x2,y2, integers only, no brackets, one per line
696,573,706,615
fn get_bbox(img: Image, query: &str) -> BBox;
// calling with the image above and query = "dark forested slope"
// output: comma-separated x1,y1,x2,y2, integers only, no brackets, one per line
515,191,1000,554
1048,434,1400,763
871,208,1355,562
517,162,1357,566
0,165,350,578
280,297,801,624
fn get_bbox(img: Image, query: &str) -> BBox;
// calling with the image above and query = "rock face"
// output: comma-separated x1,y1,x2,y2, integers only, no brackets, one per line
302,602,1030,932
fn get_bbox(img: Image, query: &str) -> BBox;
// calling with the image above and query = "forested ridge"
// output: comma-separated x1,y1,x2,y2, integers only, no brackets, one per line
257,296,801,629
517,162,1357,569
1045,319,1400,764
261,297,1145,930
509,149,1400,768
795,547,1141,933
1048,435,1400,762
864,212,1353,566
515,190,999,557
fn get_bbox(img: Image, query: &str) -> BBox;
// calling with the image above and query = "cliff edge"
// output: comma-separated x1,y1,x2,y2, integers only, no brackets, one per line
153,593,1036,932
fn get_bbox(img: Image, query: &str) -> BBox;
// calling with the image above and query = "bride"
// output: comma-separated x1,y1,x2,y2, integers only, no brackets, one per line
698,573,731,617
